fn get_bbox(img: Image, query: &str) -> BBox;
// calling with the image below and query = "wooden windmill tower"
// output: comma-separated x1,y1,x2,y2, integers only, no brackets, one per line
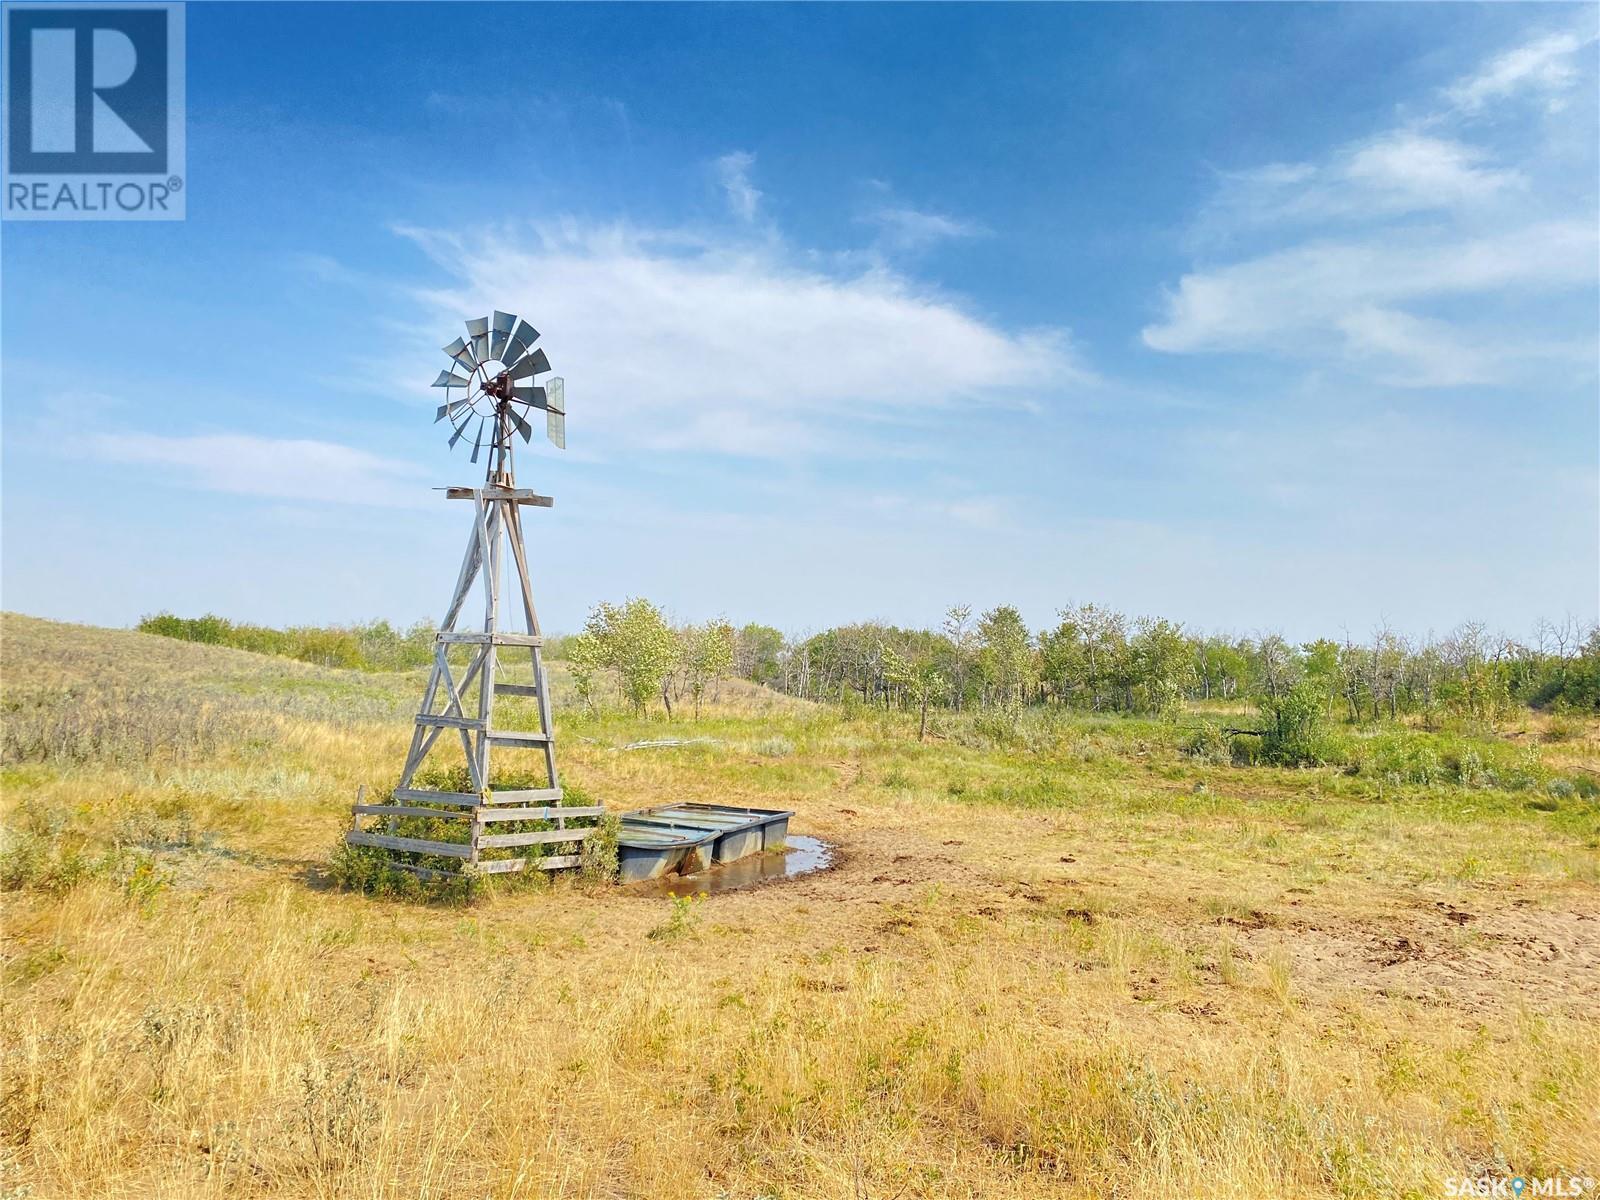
346,311,603,880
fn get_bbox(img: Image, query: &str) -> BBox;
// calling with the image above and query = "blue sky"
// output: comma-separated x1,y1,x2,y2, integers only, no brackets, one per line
3,2,1596,642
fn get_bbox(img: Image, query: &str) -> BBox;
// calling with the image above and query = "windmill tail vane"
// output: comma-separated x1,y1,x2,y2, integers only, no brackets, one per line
345,310,595,883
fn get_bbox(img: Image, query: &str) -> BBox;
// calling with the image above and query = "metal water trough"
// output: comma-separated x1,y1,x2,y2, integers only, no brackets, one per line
616,803,794,883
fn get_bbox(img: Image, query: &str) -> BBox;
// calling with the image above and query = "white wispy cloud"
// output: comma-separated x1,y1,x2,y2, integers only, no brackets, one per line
395,215,1088,457
714,151,762,222
1443,25,1595,114
863,205,984,251
85,433,431,508
1334,307,1499,390
1147,24,1598,388
1342,131,1521,208
1146,220,1593,352
1199,132,1522,237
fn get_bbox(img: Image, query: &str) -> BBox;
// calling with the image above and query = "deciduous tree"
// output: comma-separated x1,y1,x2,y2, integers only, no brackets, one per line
581,598,679,716
883,642,949,741
680,619,736,718
977,605,1035,722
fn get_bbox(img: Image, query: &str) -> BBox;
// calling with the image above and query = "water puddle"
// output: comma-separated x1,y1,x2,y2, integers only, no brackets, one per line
640,835,835,897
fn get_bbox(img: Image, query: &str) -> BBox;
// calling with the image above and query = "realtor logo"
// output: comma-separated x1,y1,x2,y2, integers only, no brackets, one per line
3,2,185,219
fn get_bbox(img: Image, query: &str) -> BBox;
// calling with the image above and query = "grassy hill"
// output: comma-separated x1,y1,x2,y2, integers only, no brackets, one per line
2,613,1597,1198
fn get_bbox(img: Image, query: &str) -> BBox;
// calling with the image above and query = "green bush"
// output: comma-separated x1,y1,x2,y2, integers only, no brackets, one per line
1182,725,1234,766
1258,683,1341,766
1229,734,1262,767
1452,747,1490,788
1345,730,1560,792
1352,736,1444,785
1523,638,1600,710
1,825,171,902
579,812,620,884
970,708,1023,747
328,839,431,900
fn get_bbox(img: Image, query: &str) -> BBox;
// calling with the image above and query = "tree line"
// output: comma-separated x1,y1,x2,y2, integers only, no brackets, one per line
139,604,1599,728
715,606,1600,726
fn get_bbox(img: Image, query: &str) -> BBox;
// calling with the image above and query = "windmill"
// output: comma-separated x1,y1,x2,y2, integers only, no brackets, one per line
345,311,602,880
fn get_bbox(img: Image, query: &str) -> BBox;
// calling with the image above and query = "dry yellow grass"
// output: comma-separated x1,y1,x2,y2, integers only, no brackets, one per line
3,613,1598,1198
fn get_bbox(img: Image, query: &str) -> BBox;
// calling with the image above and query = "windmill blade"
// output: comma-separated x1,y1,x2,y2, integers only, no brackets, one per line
448,418,467,449
503,319,538,364
546,409,565,449
432,369,472,389
469,416,486,463
509,407,534,443
509,347,550,380
435,397,472,422
512,385,547,409
443,336,476,368
466,316,490,363
545,376,565,415
489,311,517,362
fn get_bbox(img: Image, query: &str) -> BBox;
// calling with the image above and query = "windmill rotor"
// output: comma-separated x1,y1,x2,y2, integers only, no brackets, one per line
432,310,567,468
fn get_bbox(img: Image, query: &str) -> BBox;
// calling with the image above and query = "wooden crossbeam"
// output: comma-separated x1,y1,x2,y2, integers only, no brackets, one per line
488,787,563,803
487,730,552,746
354,804,473,821
444,486,554,507
393,787,482,806
477,828,591,850
478,805,605,822
474,854,581,874
354,803,601,823
436,631,543,647
414,714,485,730
346,831,472,859
492,682,540,697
